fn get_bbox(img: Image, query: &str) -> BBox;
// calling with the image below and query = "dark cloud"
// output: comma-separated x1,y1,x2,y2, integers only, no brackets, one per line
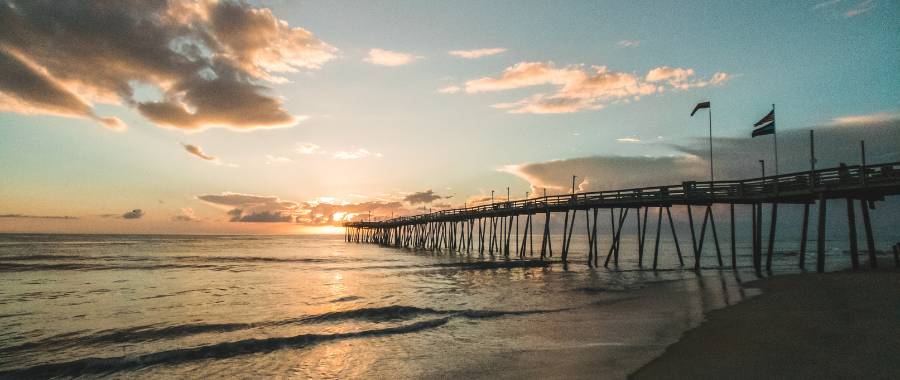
198,192,298,223
503,115,900,193
0,214,77,220
122,209,145,219
182,143,216,161
0,0,335,130
196,191,416,225
403,190,448,205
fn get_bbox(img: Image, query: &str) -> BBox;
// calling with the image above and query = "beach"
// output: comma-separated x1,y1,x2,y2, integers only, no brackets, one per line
632,268,900,379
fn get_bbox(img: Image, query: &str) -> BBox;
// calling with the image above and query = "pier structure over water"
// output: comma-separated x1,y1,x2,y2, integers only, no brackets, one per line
345,162,900,274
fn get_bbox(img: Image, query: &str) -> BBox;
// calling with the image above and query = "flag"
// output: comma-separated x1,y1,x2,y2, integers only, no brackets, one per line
690,101,710,116
752,109,775,137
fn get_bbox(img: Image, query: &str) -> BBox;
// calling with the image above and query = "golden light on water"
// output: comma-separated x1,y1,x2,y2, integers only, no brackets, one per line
300,225,346,235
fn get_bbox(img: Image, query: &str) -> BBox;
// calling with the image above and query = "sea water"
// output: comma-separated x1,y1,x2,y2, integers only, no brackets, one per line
0,232,857,379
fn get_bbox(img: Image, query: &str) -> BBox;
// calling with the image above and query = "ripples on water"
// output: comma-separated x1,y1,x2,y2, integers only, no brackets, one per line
0,233,850,379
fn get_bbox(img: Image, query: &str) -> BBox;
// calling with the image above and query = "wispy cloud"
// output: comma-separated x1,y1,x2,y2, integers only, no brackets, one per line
364,48,422,66
827,111,899,126
0,214,77,220
448,48,507,59
0,1,335,131
172,208,198,222
333,148,382,160
617,40,640,48
616,136,641,143
844,0,875,17
464,62,729,114
296,143,325,155
813,0,843,9
265,154,293,164
438,85,461,94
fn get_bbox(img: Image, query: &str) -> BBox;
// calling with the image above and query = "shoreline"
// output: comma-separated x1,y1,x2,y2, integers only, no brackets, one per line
630,268,900,379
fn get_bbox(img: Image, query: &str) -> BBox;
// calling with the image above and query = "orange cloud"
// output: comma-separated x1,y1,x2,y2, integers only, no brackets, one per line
463,62,730,114
0,0,335,131
364,48,422,66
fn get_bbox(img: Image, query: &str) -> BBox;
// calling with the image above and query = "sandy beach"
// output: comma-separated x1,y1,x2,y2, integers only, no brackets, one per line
632,269,900,379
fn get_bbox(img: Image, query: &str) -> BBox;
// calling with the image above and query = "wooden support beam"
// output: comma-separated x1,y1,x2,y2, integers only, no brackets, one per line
695,206,710,270
730,203,736,269
708,207,723,267
604,208,628,267
653,207,663,270
639,207,649,266
799,203,809,269
860,199,878,269
687,206,698,259
665,207,684,266
847,198,859,270
816,195,827,273
765,203,778,272
540,211,550,260
564,210,577,263
591,208,599,267
561,211,570,259
584,210,594,267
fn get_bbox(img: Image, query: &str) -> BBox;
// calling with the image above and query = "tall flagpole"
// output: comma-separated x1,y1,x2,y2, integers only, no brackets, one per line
708,103,714,183
773,104,779,175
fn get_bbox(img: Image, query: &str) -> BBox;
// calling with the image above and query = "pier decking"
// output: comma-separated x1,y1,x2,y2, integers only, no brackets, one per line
345,162,900,274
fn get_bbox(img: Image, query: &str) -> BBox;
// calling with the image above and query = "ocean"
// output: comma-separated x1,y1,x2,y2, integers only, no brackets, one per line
0,233,858,379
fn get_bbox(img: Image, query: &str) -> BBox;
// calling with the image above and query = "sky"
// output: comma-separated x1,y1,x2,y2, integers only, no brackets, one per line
0,0,898,234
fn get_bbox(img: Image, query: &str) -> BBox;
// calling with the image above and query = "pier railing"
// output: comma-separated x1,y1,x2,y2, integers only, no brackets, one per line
346,161,900,228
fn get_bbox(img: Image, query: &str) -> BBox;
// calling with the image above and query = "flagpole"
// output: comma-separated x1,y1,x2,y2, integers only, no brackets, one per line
773,104,779,176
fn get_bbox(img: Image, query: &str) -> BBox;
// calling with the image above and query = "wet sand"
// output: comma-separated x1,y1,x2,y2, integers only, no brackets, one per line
631,269,900,379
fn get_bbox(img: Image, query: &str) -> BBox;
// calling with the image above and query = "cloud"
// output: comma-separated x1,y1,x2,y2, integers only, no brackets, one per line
646,66,694,83
364,48,421,66
198,192,298,223
0,49,125,130
265,154,292,164
0,214,77,220
403,190,448,205
617,40,640,48
464,62,729,114
827,111,900,126
0,0,335,131
501,114,900,193
172,207,198,222
197,191,421,224
122,209,145,219
182,143,216,161
333,148,382,160
448,48,507,59
813,0,843,9
844,0,874,17
616,136,641,143
438,85,461,94
296,142,324,155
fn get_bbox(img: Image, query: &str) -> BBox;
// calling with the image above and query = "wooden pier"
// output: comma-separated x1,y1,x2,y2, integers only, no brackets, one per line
345,162,900,274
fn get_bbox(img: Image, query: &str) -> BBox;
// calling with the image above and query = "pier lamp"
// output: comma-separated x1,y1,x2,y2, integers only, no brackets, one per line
491,190,494,205
572,175,578,194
